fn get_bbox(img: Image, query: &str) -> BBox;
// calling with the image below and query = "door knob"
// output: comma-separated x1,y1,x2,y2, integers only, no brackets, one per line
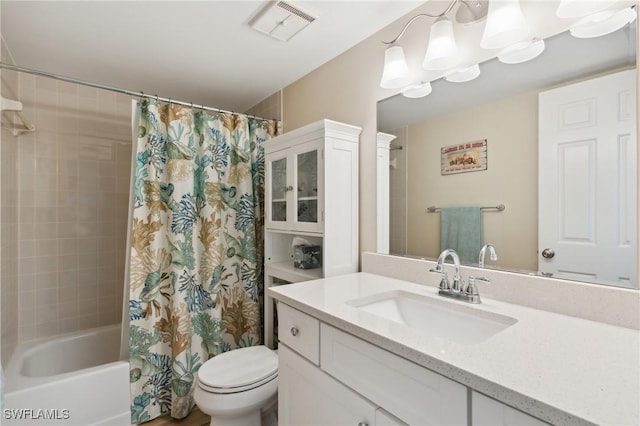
290,327,299,336
541,248,555,259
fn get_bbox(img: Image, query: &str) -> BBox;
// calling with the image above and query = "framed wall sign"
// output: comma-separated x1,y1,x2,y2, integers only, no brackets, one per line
441,139,487,175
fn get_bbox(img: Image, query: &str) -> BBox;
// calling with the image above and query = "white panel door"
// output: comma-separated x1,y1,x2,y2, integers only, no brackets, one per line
539,69,637,287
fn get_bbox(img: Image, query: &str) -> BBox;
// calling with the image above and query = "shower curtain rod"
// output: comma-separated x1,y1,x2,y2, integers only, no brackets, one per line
0,62,274,122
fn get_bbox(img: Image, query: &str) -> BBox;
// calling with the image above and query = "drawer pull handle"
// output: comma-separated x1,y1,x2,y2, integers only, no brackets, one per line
357,423,368,426
290,327,299,336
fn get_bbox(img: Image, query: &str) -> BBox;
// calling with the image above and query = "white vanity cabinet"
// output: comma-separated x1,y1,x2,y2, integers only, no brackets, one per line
472,391,549,426
277,303,467,425
279,345,410,426
263,119,360,348
279,345,378,426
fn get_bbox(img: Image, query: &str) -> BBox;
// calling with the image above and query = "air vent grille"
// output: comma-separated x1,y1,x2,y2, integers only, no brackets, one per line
276,1,315,24
249,1,317,42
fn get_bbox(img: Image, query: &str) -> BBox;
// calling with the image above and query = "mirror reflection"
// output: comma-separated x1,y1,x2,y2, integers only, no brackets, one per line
377,24,637,289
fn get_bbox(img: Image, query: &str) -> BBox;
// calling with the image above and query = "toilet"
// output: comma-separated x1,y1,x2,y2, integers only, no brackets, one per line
193,345,278,426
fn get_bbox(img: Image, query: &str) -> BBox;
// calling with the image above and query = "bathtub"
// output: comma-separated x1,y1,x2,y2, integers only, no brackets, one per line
3,324,131,426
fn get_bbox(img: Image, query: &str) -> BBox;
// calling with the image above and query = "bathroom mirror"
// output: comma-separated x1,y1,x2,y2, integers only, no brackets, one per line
377,23,637,289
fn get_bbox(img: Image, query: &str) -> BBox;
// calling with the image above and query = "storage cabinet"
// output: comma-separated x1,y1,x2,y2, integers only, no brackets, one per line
263,119,360,348
277,302,468,426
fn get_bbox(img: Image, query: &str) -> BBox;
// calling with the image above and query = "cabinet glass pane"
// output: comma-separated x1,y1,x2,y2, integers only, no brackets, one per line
271,158,287,221
297,150,318,223
298,200,318,223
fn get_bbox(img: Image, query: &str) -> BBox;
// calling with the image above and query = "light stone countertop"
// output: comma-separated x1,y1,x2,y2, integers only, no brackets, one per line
267,272,640,426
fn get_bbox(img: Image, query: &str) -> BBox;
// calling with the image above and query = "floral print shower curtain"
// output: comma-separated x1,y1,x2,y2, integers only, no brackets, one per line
128,99,279,422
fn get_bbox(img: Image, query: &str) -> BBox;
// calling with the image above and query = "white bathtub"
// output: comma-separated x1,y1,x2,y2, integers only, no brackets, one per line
3,325,131,426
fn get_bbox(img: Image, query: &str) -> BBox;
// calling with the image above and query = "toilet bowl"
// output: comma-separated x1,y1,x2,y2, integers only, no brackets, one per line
193,345,278,426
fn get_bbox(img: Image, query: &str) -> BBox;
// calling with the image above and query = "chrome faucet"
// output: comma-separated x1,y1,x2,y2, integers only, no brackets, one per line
430,248,490,304
478,243,498,268
429,249,462,292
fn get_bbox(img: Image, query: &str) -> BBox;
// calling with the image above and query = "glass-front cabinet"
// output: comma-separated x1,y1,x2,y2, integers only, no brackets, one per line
263,119,361,348
266,141,323,233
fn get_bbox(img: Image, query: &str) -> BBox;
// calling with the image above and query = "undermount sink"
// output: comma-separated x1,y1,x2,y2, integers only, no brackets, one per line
347,290,517,345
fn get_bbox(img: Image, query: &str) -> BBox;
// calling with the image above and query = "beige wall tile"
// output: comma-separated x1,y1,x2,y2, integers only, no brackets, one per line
2,66,131,352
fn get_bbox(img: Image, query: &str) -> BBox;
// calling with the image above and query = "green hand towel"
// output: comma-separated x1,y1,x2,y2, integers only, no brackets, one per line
440,206,483,264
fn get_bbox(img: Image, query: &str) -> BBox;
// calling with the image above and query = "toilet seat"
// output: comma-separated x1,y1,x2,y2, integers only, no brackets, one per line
197,345,278,394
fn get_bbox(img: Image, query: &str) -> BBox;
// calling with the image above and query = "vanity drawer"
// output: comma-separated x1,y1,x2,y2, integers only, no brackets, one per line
277,303,320,365
320,323,467,425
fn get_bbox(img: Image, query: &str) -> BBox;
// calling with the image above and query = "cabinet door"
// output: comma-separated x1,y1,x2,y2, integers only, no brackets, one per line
292,142,323,233
279,344,376,426
321,324,467,426
472,391,549,426
265,142,323,233
266,150,290,230
376,409,408,426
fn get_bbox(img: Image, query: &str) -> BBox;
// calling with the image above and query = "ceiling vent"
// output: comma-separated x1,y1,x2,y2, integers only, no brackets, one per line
249,1,316,42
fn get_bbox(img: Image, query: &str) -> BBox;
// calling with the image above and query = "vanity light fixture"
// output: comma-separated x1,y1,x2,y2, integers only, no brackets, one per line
555,0,617,18
380,0,478,89
569,6,637,39
444,64,481,82
480,0,531,49
401,81,433,98
497,38,545,64
380,0,538,93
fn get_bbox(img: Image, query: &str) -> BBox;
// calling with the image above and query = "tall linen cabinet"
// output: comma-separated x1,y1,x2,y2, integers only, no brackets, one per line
263,119,360,348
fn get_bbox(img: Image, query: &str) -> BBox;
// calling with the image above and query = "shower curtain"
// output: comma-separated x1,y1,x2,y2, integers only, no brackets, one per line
128,99,279,422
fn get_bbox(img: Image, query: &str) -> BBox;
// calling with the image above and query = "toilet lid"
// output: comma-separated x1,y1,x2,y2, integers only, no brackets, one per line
197,346,278,392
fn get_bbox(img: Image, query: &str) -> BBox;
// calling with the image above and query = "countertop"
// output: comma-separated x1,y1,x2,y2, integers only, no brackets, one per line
267,272,640,426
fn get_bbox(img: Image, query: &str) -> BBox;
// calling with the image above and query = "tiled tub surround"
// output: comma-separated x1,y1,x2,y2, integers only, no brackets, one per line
1,44,21,365
268,272,639,425
14,73,133,341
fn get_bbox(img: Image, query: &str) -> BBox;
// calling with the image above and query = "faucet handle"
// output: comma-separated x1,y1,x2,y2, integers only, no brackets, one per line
429,265,451,290
465,276,490,296
429,265,443,274
439,273,451,291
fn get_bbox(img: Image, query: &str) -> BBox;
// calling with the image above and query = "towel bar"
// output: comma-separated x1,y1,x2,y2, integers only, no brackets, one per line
426,204,505,213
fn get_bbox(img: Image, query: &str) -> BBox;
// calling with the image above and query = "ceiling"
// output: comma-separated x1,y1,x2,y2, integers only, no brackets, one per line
1,0,424,113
